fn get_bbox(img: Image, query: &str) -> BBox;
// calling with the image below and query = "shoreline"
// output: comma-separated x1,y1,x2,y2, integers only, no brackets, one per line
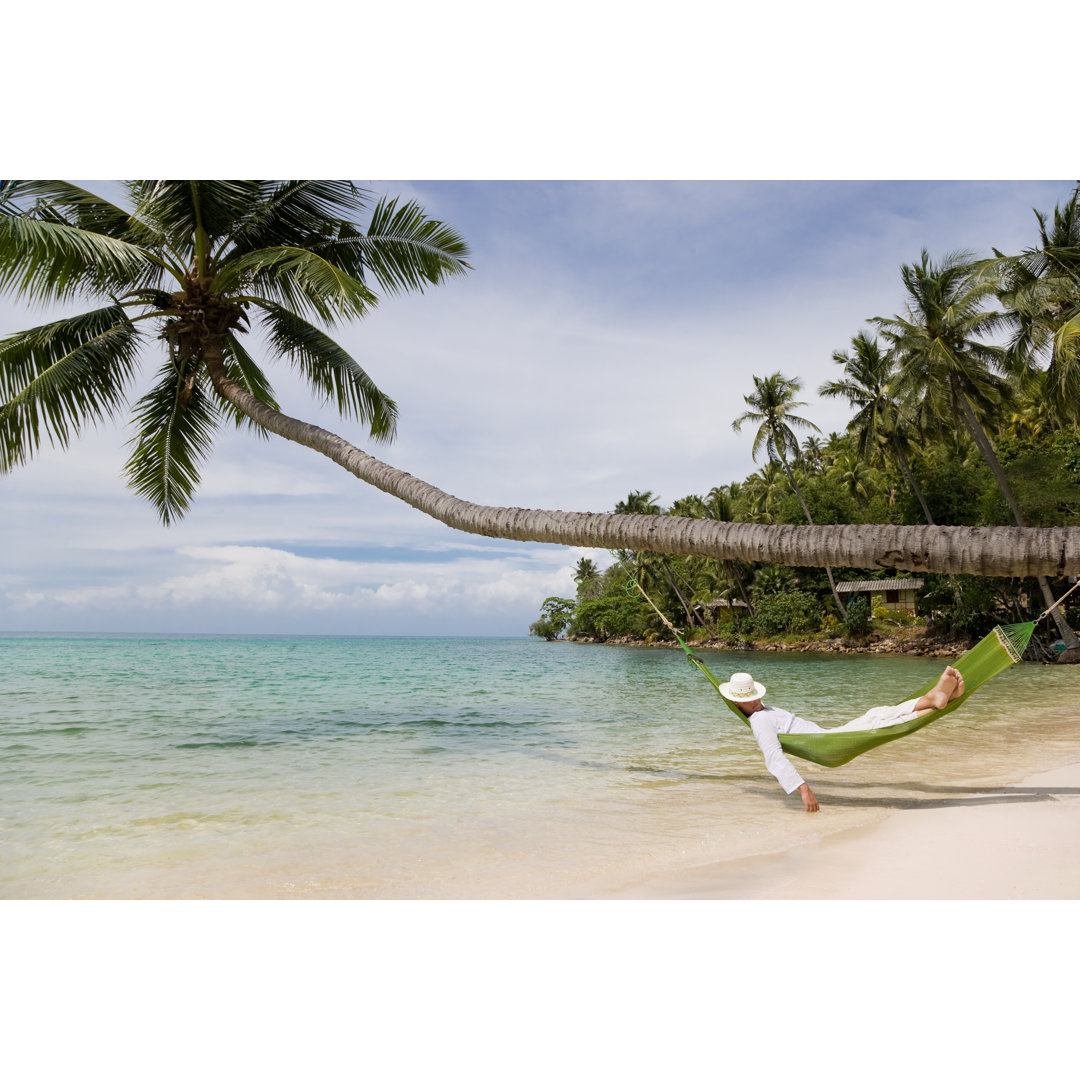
591,758,1080,899
8,636,1078,901
562,632,971,659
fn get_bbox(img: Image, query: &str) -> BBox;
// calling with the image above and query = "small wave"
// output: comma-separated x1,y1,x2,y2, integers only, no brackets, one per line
329,716,524,732
174,738,262,750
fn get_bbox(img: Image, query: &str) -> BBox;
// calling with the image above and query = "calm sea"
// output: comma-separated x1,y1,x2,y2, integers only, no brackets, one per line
3,633,1079,898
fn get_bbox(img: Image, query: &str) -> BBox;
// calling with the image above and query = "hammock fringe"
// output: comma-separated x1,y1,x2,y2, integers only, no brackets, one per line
996,621,1035,663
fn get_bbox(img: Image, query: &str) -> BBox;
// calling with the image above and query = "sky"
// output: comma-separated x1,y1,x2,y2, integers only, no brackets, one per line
2,179,1075,636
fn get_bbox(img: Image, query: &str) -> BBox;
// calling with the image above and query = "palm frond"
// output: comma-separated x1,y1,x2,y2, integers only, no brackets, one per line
226,181,368,257
128,181,262,248
0,214,158,304
0,181,133,236
322,197,471,294
0,305,141,471
259,303,397,441
220,247,380,323
219,332,279,439
783,412,822,433
1048,311,1080,420
123,361,221,525
0,182,18,214
751,423,769,462
731,408,763,434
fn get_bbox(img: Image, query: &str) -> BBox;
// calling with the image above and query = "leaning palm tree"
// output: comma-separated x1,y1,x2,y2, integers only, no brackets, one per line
2,183,1079,638
820,331,935,523
0,180,469,522
732,371,846,616
875,249,1079,651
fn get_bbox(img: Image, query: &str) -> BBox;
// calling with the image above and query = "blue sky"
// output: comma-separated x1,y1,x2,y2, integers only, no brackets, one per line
1,179,1074,635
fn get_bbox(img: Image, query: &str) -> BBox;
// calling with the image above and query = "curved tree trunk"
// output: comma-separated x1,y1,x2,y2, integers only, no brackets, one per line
892,437,935,525
657,561,699,628
203,353,1080,584
778,457,846,618
956,391,1080,652
728,559,754,614
956,392,1027,520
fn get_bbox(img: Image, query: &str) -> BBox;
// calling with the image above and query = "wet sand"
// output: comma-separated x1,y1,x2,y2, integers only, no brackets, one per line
601,761,1080,899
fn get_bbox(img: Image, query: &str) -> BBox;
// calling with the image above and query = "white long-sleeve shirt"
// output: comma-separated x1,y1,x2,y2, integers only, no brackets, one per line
748,699,922,794
748,706,824,794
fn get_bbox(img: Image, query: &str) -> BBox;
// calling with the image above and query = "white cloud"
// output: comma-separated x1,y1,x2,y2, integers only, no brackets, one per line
1,543,582,634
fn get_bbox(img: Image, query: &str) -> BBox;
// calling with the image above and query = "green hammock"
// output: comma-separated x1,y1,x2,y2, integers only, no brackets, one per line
711,621,1034,767
625,575,1036,767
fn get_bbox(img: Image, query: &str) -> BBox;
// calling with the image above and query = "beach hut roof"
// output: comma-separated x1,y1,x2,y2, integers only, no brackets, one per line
835,578,924,593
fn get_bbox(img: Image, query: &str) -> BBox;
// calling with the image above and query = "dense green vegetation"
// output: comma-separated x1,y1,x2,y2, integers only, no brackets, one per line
531,186,1080,655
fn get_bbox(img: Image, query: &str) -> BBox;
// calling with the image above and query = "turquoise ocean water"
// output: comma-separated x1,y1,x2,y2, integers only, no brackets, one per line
3,633,1079,898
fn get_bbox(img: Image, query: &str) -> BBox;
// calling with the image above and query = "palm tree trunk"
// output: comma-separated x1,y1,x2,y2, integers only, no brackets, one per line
778,457,847,618
728,559,754,614
201,352,1080,581
658,562,698,628
671,564,707,629
956,392,1027,521
892,437,935,525
956,391,1080,652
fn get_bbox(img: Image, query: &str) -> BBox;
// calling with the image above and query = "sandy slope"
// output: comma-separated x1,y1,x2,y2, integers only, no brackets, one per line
603,763,1080,899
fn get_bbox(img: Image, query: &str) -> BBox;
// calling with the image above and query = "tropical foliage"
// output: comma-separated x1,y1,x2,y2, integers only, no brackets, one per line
528,597,576,641
532,185,1080,657
533,416,1080,652
0,181,469,523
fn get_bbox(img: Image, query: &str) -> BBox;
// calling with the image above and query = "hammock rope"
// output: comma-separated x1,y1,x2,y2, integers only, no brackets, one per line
1034,577,1080,627
624,571,1036,768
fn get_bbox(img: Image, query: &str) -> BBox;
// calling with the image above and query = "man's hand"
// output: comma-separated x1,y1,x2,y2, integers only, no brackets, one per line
798,783,819,812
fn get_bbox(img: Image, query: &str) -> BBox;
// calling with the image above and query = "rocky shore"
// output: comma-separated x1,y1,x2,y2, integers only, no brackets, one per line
564,623,1080,662
564,631,968,658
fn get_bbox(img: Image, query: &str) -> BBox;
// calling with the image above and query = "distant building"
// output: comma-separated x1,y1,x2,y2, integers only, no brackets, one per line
701,597,750,622
836,578,924,612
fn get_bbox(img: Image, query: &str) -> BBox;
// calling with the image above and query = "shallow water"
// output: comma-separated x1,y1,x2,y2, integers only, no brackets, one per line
3,633,1078,898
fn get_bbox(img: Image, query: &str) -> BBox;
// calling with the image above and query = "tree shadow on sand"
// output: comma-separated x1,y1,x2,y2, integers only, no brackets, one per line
735,776,1080,810
627,763,1080,810
527,750,1080,810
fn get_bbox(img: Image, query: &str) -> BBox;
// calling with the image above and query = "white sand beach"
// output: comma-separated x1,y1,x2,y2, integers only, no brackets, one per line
602,760,1080,899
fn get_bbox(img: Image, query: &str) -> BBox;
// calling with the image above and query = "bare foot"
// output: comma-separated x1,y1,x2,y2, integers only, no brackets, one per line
950,670,965,701
916,667,964,712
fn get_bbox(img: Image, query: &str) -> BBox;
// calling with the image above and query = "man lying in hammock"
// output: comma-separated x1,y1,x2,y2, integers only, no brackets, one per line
720,667,966,813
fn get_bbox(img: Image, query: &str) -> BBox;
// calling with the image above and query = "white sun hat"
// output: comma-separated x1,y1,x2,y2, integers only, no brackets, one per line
719,672,766,702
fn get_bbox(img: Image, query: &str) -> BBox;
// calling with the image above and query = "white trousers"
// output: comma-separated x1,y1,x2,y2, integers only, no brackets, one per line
833,698,921,731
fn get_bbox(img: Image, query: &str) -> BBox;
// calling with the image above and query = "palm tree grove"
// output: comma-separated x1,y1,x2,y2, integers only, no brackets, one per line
1,181,1078,661
528,196,1080,661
